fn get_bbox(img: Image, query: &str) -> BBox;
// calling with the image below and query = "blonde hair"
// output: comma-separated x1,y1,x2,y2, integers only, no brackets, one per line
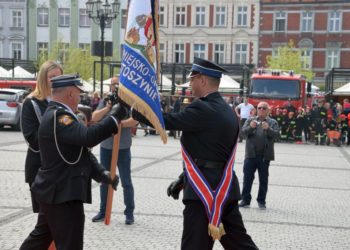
30,61,63,100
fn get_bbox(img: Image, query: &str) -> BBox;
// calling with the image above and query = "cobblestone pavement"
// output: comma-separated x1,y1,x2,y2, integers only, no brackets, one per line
0,129,350,250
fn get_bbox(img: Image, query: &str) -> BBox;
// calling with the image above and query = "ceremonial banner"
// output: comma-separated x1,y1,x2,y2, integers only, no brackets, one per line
119,0,167,143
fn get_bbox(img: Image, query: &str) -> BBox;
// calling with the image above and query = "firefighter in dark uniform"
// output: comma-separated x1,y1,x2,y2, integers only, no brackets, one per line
339,114,349,144
134,58,258,250
279,109,289,142
20,74,127,250
311,100,327,145
295,107,305,143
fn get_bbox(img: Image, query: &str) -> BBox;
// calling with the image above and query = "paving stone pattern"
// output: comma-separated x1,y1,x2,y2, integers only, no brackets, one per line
0,130,349,249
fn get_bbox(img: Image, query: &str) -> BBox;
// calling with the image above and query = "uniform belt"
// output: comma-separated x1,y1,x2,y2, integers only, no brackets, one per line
195,159,225,169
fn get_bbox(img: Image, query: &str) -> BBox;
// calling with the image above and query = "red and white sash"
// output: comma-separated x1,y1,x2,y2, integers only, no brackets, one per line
181,141,238,240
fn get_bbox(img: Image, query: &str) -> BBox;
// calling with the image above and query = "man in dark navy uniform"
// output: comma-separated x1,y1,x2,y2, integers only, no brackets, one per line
135,58,258,250
20,74,127,250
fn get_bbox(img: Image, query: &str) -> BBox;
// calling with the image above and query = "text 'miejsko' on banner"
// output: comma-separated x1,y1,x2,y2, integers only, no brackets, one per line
119,0,167,143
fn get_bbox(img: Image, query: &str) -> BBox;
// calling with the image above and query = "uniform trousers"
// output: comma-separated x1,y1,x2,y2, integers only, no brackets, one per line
20,201,84,250
239,118,247,141
241,155,270,205
181,200,258,250
28,182,40,213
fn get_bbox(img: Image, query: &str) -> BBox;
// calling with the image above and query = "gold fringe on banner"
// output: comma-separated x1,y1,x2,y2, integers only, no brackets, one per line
119,85,167,144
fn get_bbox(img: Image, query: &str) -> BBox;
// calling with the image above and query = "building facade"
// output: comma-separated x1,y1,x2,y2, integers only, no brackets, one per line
0,0,27,59
157,0,260,65
259,0,350,84
26,0,122,62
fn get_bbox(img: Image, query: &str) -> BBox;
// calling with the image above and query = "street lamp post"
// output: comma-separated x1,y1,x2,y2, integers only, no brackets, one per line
86,0,120,96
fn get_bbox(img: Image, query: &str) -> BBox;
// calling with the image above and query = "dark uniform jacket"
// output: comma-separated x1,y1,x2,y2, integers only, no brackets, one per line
31,101,118,204
163,92,241,201
242,116,280,161
21,97,48,183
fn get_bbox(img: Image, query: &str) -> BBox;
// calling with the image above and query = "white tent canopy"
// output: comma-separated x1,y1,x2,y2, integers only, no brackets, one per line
158,75,173,90
177,74,240,89
0,66,10,77
7,66,35,78
333,82,350,96
306,84,319,93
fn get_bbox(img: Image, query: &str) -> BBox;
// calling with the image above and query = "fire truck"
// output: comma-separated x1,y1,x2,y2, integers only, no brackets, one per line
247,69,313,111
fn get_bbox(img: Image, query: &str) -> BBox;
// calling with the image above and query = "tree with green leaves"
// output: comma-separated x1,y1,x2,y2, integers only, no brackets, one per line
36,41,113,81
265,40,315,81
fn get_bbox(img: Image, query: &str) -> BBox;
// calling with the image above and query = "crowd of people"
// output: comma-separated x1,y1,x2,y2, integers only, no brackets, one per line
227,98,350,147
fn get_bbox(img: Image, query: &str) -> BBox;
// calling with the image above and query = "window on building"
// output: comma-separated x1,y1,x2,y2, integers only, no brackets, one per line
193,44,205,59
275,12,286,31
175,6,186,26
11,42,22,59
37,42,48,59
12,10,22,28
327,49,340,69
121,9,127,28
159,6,165,26
0,9,2,27
237,6,247,26
37,8,49,26
159,43,165,62
58,43,69,63
272,47,279,57
58,8,70,27
235,43,247,64
214,44,225,64
329,11,341,32
79,9,90,27
301,49,312,69
215,6,226,26
301,11,312,32
195,6,206,26
175,43,185,63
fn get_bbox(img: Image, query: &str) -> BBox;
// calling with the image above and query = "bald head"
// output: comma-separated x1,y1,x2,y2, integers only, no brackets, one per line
52,86,81,112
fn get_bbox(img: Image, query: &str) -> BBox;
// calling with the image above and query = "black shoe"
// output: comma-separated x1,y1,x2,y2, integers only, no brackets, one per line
258,202,266,209
92,212,105,222
125,215,134,225
238,200,250,208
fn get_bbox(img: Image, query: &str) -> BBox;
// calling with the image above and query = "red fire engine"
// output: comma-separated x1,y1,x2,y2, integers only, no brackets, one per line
247,69,313,111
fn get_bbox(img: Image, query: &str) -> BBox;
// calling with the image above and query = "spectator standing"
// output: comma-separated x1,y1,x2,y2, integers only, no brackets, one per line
343,98,350,115
169,95,181,138
80,93,91,106
283,99,296,113
239,102,280,209
235,98,255,142
91,76,138,225
311,100,327,145
21,60,63,214
303,106,312,143
90,91,101,111
295,108,305,143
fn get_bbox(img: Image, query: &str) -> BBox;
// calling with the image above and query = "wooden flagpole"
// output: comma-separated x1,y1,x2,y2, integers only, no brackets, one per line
104,123,122,225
